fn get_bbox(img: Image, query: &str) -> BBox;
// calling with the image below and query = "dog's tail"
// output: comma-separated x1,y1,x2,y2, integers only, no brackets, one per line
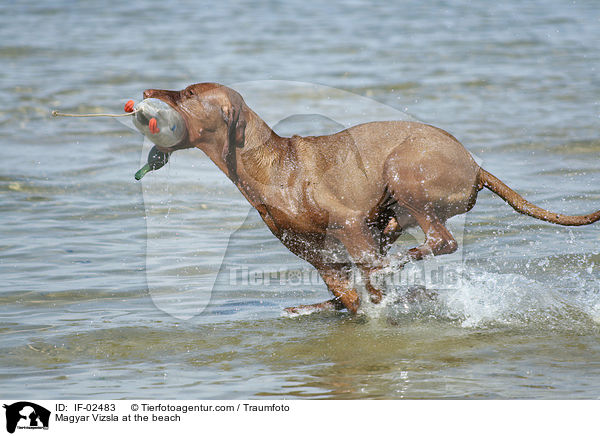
478,168,600,226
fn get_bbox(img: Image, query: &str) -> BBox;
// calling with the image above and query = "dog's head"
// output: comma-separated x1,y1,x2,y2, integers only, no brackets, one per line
140,83,247,179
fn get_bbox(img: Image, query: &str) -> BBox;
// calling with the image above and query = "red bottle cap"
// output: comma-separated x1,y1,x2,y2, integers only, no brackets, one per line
149,117,160,134
124,100,135,113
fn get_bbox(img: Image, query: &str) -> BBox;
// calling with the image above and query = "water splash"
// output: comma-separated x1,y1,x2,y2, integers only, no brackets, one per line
371,264,600,333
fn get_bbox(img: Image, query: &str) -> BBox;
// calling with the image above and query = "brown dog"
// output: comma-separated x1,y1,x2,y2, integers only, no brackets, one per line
140,82,600,314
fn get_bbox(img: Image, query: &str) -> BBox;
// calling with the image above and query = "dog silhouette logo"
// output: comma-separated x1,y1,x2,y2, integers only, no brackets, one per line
3,402,50,434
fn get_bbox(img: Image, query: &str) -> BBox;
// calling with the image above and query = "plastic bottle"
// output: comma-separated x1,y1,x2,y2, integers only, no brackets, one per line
132,98,186,149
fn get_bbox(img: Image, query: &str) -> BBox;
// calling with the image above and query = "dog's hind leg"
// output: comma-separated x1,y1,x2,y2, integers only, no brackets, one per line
403,208,458,260
387,192,458,260
383,143,462,261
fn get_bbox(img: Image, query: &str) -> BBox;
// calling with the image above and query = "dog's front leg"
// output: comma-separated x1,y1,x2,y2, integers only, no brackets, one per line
329,216,388,305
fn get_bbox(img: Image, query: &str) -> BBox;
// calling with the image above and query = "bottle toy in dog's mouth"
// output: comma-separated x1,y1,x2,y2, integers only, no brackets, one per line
52,98,187,180
130,98,186,149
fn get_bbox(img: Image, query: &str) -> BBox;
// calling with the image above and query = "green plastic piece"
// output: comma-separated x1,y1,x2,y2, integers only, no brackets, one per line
135,146,169,180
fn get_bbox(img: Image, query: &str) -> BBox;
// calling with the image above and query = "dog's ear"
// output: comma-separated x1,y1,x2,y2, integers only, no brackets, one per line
221,94,247,183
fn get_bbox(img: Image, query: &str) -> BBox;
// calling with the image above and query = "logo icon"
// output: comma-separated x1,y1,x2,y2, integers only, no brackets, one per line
3,402,50,434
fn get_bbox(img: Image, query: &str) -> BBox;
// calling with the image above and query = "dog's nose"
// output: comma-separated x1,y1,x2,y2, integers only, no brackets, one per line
142,89,180,102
